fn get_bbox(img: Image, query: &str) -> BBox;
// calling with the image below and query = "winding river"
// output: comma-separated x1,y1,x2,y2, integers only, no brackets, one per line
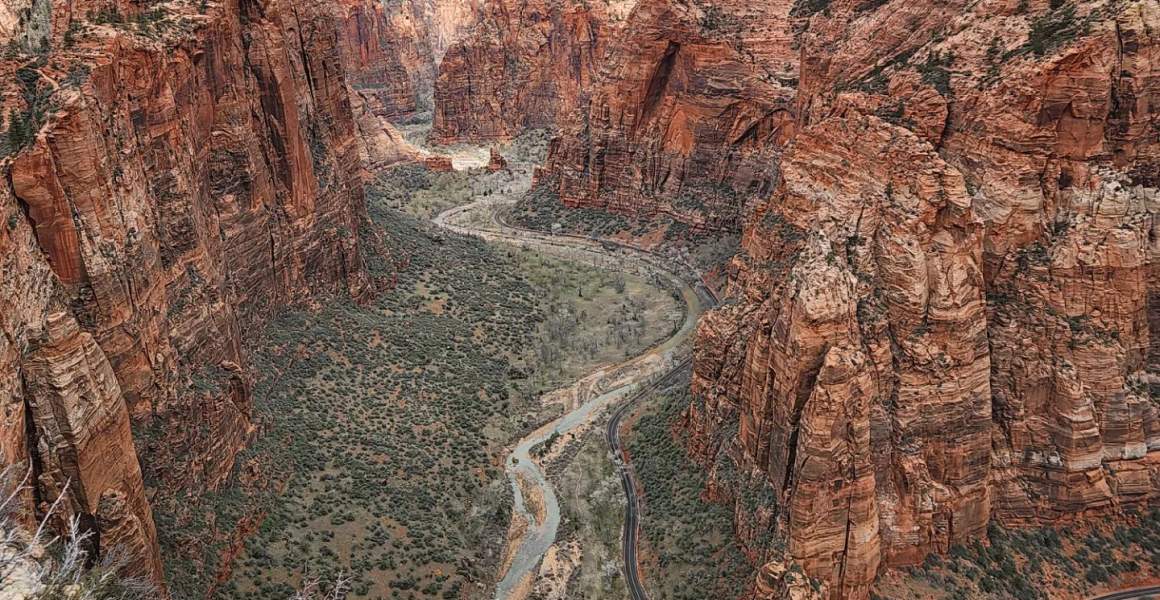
432,197,706,599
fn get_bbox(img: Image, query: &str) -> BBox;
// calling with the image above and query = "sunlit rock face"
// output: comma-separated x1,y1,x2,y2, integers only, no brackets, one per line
0,0,375,584
687,0,1159,597
691,112,991,599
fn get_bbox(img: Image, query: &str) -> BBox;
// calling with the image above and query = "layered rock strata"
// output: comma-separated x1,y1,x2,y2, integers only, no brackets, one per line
537,0,799,232
431,0,637,144
349,87,423,175
691,113,991,598
687,0,1159,598
336,0,458,119
488,147,508,172
1,0,372,584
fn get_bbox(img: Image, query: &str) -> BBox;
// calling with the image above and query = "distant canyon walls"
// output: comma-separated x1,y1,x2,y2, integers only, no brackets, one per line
348,1,1158,597
0,0,376,584
431,0,637,143
540,0,799,232
685,0,1159,598
1,0,1156,599
337,0,483,174
337,0,478,120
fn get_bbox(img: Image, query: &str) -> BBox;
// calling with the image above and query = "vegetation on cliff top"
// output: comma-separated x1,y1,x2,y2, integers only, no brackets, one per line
873,510,1160,599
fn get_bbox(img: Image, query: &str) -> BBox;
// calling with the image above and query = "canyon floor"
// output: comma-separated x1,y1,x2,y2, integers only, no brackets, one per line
153,126,707,600
138,119,1158,600
434,189,705,600
2,1,1156,599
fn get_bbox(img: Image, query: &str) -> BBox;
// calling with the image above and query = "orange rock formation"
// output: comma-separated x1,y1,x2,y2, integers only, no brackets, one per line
539,0,799,232
431,0,634,143
1,0,377,585
684,0,1159,597
335,0,478,120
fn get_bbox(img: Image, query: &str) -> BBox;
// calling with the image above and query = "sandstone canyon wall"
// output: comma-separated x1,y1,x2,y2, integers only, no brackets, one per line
0,0,373,585
430,0,636,144
336,0,478,121
687,0,1159,597
536,0,800,233
336,0,478,174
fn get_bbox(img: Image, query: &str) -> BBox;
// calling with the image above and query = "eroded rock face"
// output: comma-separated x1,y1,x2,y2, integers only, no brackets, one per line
0,0,36,46
336,0,477,119
689,0,1159,597
488,147,508,172
1,0,373,584
431,0,636,144
20,310,164,581
350,86,422,175
753,558,828,600
538,0,798,232
334,0,476,177
691,113,991,598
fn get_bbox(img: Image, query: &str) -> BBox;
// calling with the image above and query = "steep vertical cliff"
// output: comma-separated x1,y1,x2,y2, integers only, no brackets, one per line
1,0,372,585
336,0,478,174
690,113,991,597
337,0,478,120
536,0,799,233
688,0,1159,597
431,0,636,144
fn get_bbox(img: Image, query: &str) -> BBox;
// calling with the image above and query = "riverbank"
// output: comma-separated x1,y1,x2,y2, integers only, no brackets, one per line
161,136,682,598
434,195,706,599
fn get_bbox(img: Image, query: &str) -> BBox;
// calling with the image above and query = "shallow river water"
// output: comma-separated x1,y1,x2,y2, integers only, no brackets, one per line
433,198,703,599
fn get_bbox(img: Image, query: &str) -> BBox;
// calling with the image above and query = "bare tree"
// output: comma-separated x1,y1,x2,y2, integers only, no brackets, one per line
0,468,156,600
292,572,352,600
0,467,349,600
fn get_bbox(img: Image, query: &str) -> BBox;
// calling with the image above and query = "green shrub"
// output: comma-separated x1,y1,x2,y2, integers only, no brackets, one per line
1026,3,1082,56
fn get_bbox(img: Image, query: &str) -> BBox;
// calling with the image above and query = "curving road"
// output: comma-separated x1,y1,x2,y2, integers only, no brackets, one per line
607,388,649,600
606,358,693,600
604,283,719,600
434,197,706,600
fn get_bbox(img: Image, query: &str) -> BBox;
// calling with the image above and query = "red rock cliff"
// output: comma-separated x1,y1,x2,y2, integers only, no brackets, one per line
336,0,478,120
687,0,1159,597
1,0,372,585
431,0,634,144
538,0,799,232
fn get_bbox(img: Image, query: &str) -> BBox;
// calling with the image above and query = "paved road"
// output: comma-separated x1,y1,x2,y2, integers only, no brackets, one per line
435,198,705,600
604,280,719,600
492,205,722,600
1090,586,1160,600
606,358,693,600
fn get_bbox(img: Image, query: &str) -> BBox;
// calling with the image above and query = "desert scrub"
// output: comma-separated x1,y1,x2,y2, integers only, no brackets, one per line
873,512,1160,600
369,164,474,219
370,129,546,220
514,250,683,393
209,206,543,600
510,179,740,274
159,168,685,599
154,202,543,598
625,375,754,600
